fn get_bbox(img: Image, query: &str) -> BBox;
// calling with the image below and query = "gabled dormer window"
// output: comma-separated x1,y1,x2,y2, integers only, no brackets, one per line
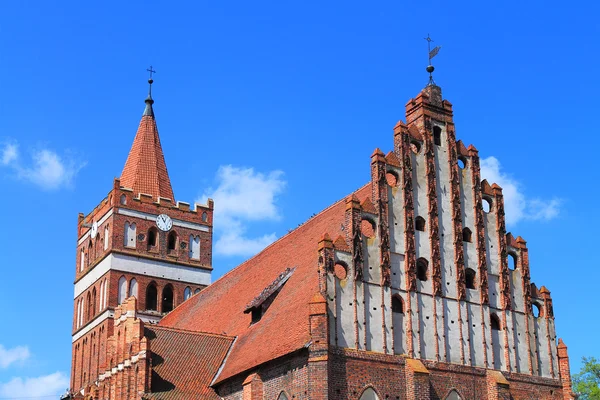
244,267,295,325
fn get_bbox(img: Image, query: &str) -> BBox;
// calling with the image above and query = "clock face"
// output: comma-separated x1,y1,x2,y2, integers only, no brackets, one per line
90,221,98,239
156,214,173,232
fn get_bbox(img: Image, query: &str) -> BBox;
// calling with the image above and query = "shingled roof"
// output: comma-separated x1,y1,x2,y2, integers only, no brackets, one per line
144,326,234,400
159,184,372,384
120,92,175,200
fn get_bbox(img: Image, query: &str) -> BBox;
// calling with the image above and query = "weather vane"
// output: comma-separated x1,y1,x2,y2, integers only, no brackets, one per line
424,34,441,85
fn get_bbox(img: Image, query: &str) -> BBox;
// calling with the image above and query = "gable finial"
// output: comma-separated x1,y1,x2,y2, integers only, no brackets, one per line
424,34,441,86
143,65,156,116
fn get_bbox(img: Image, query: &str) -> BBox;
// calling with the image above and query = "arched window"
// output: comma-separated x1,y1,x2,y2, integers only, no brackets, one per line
88,241,93,266
189,235,200,259
277,392,289,400
385,171,398,187
361,218,376,238
508,253,517,270
162,285,174,313
80,248,85,272
118,276,127,304
415,216,426,232
91,288,97,317
417,258,428,281
103,279,108,309
532,302,542,318
146,283,158,311
194,288,201,295
167,231,177,252
124,222,136,247
147,228,158,249
202,211,208,222
458,157,466,169
86,292,92,322
433,126,442,146
184,287,192,300
104,225,109,250
445,389,462,400
99,281,104,312
76,299,82,328
120,194,127,205
482,197,492,213
465,268,476,289
129,279,138,299
462,227,472,243
392,295,404,314
490,313,501,330
80,297,85,327
359,387,380,400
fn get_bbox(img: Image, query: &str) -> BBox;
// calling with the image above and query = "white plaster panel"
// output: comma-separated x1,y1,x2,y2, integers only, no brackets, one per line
512,311,529,373
443,298,462,363
363,222,380,284
327,273,337,346
467,303,485,367
356,281,365,350
491,323,504,370
390,253,405,290
510,269,524,313
383,285,392,354
535,317,552,378
337,274,355,349
74,253,211,298
410,291,419,357
365,283,383,352
392,290,406,355
549,319,559,376
418,294,435,361
529,314,540,376
484,212,499,275
482,305,493,368
388,184,404,255
505,311,516,371
434,134,457,300
117,208,210,232
488,275,501,309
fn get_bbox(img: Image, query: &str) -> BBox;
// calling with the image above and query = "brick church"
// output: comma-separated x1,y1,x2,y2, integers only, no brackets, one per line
67,74,576,399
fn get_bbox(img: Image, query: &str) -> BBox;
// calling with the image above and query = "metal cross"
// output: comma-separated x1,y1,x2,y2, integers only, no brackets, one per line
147,65,156,80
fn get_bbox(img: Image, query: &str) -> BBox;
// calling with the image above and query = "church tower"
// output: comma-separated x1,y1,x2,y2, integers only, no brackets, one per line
70,77,214,392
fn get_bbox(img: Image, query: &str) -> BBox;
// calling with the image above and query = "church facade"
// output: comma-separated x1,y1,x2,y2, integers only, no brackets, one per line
67,80,575,400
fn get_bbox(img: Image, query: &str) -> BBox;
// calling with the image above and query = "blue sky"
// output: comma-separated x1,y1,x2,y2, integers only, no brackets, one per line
0,0,598,397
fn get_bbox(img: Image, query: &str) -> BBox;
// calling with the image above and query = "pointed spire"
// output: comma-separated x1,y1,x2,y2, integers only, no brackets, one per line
120,70,175,201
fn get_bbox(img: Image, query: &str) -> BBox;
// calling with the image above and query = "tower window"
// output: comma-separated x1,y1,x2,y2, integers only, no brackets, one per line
462,227,472,242
417,258,428,281
167,231,177,252
146,283,158,311
162,285,174,313
433,126,442,146
184,287,192,300
147,228,158,249
490,313,501,330
129,278,138,299
118,276,127,304
465,268,476,289
415,216,426,232
392,295,404,314
120,194,127,205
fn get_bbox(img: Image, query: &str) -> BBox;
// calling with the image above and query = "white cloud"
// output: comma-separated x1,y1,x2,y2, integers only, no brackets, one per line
1,143,18,166
0,140,85,190
480,156,561,226
199,165,286,257
0,345,30,368
0,372,69,399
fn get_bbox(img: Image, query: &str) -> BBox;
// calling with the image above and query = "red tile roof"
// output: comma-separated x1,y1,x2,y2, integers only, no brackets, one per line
120,114,175,200
159,184,372,384
144,326,234,400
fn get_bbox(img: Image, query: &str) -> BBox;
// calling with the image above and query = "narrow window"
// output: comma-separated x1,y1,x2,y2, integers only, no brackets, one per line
392,295,404,314
417,258,428,281
167,231,177,252
251,307,262,324
162,285,174,313
118,276,127,304
146,284,158,311
184,287,192,300
508,253,517,270
465,268,476,289
88,241,93,266
433,126,442,146
91,288,97,316
80,249,85,272
124,222,137,247
202,211,208,222
482,198,492,213
99,281,104,312
80,297,85,327
415,216,426,232
147,228,158,249
532,303,542,318
359,387,380,400
462,227,472,242
129,278,138,299
491,313,501,330
189,235,200,259
120,194,127,205
103,279,108,308
104,225,109,250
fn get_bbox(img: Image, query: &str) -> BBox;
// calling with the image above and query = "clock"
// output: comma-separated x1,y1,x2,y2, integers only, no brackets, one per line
90,221,98,239
156,214,173,232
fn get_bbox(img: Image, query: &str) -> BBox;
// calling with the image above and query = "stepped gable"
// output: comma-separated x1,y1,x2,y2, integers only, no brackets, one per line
159,184,372,384
120,90,175,200
144,326,234,400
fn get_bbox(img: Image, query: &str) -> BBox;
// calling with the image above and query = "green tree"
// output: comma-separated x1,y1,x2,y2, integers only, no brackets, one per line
573,357,600,399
